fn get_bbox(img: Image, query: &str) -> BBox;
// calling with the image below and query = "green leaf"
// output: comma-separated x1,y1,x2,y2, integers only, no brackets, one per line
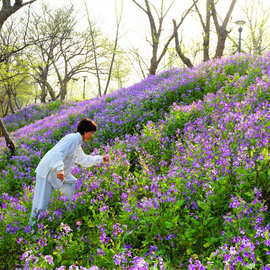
197,200,208,210
165,221,173,229
265,231,269,240
175,199,184,209
246,263,255,269
203,242,210,248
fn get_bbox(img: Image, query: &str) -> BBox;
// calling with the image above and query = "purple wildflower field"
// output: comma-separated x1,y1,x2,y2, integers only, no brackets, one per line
2,100,77,132
0,53,269,269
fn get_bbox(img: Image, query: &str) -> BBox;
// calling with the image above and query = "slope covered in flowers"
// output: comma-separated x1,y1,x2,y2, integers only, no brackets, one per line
0,54,269,269
2,100,78,132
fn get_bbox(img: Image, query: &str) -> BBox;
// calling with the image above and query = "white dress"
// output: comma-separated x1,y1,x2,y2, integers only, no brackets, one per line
29,132,103,225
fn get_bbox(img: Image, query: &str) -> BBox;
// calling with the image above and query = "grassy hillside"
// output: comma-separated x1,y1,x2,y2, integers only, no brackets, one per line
0,54,269,269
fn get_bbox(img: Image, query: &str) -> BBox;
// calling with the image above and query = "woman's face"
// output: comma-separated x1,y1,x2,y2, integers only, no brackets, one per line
83,131,95,142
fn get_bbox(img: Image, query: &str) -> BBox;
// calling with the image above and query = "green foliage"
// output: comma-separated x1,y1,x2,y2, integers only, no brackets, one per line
0,52,35,116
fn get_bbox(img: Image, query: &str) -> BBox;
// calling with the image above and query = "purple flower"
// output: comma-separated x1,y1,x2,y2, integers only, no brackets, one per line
89,266,99,270
53,267,62,270
44,255,54,265
60,222,73,234
97,248,105,256
113,253,121,266
130,256,149,269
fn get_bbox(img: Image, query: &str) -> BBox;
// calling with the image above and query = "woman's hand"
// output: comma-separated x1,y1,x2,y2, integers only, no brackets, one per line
103,155,110,163
57,170,65,181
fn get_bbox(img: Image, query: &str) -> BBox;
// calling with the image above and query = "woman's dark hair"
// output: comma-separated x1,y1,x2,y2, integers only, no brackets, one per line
77,118,97,135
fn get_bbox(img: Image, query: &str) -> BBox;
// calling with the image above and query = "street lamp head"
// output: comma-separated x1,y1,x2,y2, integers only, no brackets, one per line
234,20,246,26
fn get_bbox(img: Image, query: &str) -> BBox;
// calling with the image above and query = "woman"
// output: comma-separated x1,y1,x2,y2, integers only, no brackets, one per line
29,118,109,225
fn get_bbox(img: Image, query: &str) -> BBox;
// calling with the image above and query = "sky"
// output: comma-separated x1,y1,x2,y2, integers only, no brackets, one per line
42,0,268,47
15,0,270,98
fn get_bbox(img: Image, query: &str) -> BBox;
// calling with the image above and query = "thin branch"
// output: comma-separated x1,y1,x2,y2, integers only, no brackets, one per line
210,0,219,32
157,0,198,65
192,0,206,32
104,10,121,95
163,0,175,18
222,0,237,29
85,5,101,96
131,0,148,14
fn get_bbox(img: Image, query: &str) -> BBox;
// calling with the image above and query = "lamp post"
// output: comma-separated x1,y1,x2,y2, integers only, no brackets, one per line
235,20,246,53
83,76,87,99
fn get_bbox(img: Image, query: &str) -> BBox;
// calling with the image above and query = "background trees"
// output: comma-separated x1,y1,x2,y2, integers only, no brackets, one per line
173,0,237,67
27,3,131,101
0,19,34,115
131,0,196,75
0,0,38,154
242,0,270,55
28,4,99,102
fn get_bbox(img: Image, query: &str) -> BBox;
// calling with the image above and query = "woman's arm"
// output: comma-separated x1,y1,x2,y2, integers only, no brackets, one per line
75,145,104,167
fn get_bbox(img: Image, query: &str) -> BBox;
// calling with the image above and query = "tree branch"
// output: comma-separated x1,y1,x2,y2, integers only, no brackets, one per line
192,0,206,32
222,0,237,29
210,0,219,33
131,0,148,14
157,0,197,65
173,19,193,68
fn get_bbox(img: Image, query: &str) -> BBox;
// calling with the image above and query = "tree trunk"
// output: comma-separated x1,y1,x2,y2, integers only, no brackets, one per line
88,18,102,97
149,38,159,75
40,84,47,103
7,88,15,114
104,17,120,95
149,54,158,75
46,81,56,101
0,117,15,154
4,102,9,116
203,0,211,61
210,0,237,59
215,27,227,58
13,94,20,110
60,80,68,102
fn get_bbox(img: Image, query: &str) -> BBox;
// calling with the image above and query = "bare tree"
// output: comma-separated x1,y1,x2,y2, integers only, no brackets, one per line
27,4,100,102
191,0,211,62
52,29,96,102
26,5,58,103
131,0,196,75
86,1,127,97
103,10,121,96
242,0,270,55
27,5,78,103
0,17,35,113
88,19,102,97
0,0,38,154
127,47,148,80
174,0,238,67
112,53,131,89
